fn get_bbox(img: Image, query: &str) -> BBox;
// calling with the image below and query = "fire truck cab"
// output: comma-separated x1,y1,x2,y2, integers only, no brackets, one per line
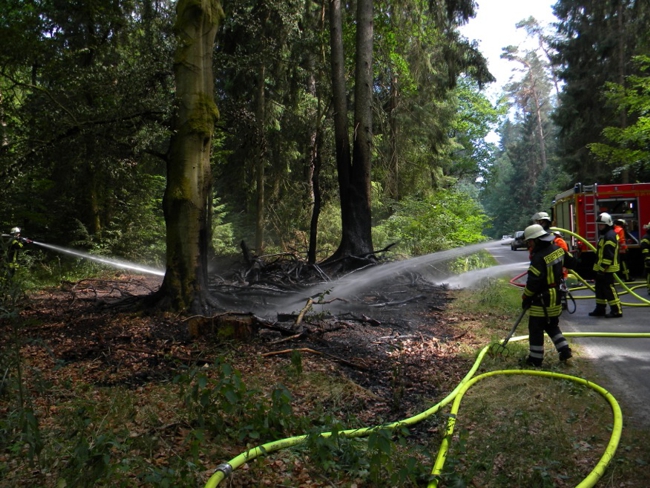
552,182,650,278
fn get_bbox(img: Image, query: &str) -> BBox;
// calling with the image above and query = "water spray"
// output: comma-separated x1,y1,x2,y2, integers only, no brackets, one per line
32,241,165,277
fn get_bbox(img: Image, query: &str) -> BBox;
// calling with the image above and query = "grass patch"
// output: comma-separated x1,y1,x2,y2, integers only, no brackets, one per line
443,278,650,488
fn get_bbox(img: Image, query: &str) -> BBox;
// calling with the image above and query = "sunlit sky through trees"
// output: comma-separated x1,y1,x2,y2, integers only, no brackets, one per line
460,0,557,98
459,0,557,142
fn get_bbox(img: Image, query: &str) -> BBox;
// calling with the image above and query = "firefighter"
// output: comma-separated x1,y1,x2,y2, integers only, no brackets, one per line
589,213,623,318
3,228,21,277
641,222,650,295
2,227,32,277
613,219,630,281
521,224,574,367
532,211,568,251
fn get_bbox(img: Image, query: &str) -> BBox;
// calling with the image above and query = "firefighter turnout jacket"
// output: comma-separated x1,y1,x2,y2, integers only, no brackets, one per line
594,227,620,273
614,224,627,254
641,230,650,267
523,242,572,319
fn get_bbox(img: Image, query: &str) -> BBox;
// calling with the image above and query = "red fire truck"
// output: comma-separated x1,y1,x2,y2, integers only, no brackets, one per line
552,182,650,278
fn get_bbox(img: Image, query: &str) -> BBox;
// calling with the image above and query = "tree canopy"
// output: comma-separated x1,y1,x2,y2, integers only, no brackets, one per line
2,0,650,305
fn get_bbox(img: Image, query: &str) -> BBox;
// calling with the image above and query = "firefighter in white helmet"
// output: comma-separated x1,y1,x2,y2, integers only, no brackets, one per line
521,224,575,366
531,211,568,252
589,212,622,318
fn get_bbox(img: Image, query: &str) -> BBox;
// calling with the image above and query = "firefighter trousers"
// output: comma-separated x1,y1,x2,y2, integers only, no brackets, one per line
619,253,630,281
527,315,570,365
594,272,622,314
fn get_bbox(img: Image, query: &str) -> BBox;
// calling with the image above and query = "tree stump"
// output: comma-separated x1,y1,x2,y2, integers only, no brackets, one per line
187,312,259,340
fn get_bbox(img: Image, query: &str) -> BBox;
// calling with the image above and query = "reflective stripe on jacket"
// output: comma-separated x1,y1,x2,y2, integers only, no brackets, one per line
641,232,650,260
593,227,620,273
523,244,565,318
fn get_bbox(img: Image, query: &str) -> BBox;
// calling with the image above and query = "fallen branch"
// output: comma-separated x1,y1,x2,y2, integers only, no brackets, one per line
261,347,322,357
296,298,314,325
369,295,425,307
106,345,213,366
268,333,305,345
261,348,368,371
361,314,381,326
450,331,468,341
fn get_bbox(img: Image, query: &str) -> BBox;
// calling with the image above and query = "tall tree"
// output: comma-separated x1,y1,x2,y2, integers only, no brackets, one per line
502,48,551,176
325,0,375,265
551,0,649,183
588,55,650,181
155,0,223,312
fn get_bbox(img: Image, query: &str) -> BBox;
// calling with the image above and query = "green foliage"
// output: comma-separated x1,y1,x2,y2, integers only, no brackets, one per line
449,250,497,275
0,238,43,469
588,55,650,181
0,0,174,256
303,424,429,486
552,0,650,183
211,196,237,255
374,189,488,256
174,359,303,443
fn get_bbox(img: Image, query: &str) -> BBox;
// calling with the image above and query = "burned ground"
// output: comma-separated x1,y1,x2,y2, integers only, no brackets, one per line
1,259,495,487
14,264,478,422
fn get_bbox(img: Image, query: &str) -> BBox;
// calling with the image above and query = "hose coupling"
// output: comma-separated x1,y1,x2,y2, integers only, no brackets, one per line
214,463,233,478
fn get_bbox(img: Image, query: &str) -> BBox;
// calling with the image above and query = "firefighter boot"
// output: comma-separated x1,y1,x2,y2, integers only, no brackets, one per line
588,306,606,317
559,347,573,362
521,356,543,367
605,305,623,318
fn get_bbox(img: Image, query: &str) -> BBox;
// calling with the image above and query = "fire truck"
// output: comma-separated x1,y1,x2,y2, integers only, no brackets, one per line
552,182,650,278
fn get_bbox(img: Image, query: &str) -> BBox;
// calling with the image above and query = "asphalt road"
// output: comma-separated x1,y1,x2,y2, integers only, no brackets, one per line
487,239,650,428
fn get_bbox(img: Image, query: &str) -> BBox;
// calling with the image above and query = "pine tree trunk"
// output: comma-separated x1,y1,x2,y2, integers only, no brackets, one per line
255,64,266,254
326,0,375,266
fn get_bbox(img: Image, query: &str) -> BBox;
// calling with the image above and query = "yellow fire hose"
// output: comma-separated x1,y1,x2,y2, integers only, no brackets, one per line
551,226,650,307
204,328,650,488
204,230,648,487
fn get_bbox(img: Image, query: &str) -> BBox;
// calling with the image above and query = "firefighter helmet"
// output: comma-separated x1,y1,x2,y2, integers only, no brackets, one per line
524,224,553,241
645,222,650,230
615,218,626,227
596,213,613,226
531,211,551,222
10,227,20,236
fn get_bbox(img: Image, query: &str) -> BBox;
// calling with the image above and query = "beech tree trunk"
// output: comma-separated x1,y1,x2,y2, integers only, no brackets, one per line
157,0,223,312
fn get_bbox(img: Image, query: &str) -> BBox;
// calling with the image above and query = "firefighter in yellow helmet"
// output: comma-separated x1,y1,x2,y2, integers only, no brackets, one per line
521,224,575,367
589,213,622,318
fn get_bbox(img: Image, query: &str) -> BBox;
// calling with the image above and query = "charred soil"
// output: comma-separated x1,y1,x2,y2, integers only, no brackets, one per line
17,270,479,417
2,264,494,487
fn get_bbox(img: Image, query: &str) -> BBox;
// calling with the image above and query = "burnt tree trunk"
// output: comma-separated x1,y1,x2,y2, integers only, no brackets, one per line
325,0,375,267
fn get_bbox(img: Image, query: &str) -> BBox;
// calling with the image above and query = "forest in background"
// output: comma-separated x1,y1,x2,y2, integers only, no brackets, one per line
1,0,650,269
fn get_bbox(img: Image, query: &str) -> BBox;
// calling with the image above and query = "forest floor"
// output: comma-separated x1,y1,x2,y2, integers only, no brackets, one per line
2,266,491,486
15,270,480,429
3,266,650,487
